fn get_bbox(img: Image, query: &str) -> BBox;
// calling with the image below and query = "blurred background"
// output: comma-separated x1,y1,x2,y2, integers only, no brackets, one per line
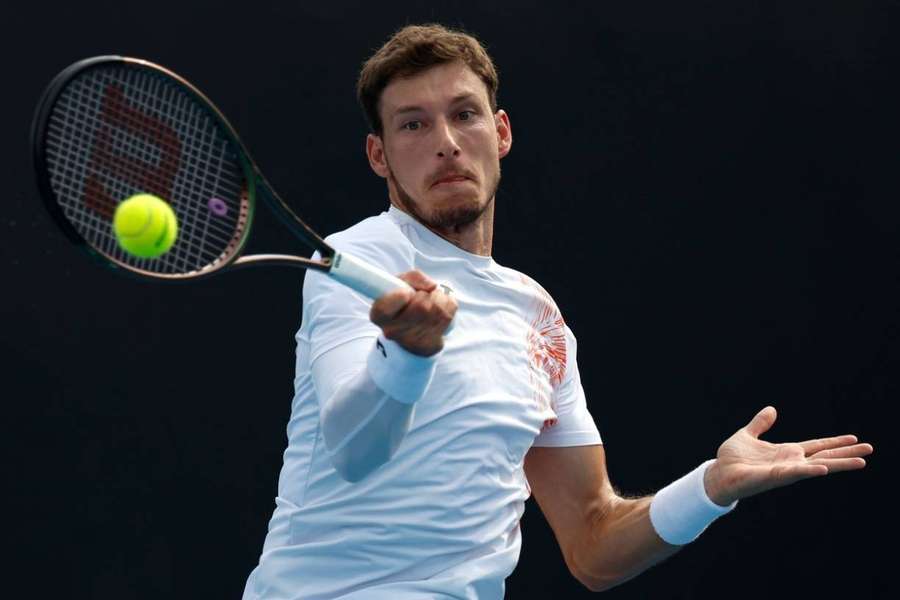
3,1,894,598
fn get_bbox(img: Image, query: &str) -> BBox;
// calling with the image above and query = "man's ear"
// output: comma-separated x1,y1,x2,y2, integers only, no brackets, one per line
495,109,512,159
366,133,390,178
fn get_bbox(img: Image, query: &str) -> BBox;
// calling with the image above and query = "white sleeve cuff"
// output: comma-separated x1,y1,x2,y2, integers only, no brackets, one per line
649,459,738,546
365,336,438,405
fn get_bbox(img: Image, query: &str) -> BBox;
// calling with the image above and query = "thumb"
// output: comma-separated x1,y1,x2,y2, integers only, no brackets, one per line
370,288,414,326
398,270,437,292
745,406,777,439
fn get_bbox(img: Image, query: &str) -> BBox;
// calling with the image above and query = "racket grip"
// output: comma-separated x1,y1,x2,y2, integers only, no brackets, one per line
328,251,412,300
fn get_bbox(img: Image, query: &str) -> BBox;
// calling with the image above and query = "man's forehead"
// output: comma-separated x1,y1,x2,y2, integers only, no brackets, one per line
381,62,489,113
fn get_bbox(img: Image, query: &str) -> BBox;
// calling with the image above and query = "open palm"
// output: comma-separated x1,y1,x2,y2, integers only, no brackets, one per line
705,406,873,506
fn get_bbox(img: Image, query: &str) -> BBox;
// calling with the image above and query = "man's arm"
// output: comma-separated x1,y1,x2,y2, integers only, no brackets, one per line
525,444,679,592
314,337,426,482
524,407,873,593
314,269,457,482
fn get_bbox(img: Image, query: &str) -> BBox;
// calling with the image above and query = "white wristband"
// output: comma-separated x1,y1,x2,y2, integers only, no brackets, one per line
649,459,738,546
365,336,438,405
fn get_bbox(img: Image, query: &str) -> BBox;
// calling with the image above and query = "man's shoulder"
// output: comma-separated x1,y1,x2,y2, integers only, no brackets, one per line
493,263,571,326
494,263,556,301
318,210,416,275
326,211,410,254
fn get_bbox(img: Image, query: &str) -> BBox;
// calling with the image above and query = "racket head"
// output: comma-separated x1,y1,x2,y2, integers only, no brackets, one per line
31,56,257,281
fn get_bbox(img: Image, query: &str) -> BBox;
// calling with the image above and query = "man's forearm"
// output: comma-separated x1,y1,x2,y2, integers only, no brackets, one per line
320,364,418,482
571,495,681,592
314,335,438,482
572,461,736,592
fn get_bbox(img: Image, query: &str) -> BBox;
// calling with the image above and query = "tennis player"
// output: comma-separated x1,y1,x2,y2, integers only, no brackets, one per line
242,24,873,599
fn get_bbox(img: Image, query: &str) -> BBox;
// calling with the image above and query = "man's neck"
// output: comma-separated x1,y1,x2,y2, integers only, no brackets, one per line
391,199,495,257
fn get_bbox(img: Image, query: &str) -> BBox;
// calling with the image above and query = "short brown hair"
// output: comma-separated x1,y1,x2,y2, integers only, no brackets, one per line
356,24,499,136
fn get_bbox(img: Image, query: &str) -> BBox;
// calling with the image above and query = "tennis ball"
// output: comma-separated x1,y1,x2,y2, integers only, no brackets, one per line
113,194,178,259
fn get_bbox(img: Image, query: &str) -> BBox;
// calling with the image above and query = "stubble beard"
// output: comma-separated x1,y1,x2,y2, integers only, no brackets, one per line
385,157,501,232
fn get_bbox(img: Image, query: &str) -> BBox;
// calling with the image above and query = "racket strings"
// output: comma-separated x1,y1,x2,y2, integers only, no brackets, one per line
47,70,239,273
43,65,250,276
102,69,243,269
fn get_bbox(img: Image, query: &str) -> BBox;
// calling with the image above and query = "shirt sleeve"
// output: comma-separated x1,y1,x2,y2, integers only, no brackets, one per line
312,335,437,482
532,325,603,448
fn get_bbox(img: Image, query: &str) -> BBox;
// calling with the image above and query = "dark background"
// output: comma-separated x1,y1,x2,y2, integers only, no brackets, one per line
3,1,895,598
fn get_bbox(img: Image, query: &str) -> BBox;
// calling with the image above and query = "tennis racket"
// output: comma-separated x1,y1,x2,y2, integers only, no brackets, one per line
30,55,410,299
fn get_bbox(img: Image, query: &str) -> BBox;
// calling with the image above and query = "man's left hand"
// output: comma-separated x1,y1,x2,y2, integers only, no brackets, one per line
703,406,873,507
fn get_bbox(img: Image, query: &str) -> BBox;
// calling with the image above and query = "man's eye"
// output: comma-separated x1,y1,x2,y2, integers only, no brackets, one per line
403,121,421,131
459,110,474,121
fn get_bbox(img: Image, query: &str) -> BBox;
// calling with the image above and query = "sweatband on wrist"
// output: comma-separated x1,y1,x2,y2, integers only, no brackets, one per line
365,335,438,405
649,459,738,546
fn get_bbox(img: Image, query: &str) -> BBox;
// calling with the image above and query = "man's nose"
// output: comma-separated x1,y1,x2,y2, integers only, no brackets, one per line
434,118,461,158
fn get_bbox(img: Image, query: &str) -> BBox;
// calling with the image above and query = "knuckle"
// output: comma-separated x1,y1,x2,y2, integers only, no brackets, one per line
427,312,444,329
409,292,432,315
438,290,458,307
381,326,401,341
369,307,386,325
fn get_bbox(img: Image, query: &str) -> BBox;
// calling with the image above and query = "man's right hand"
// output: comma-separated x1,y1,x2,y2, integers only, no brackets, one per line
369,270,457,357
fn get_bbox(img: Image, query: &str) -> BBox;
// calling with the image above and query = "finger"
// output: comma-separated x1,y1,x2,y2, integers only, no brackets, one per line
397,270,437,292
772,463,829,486
388,290,439,330
399,288,455,327
798,434,858,455
431,288,459,320
745,406,778,439
370,288,414,325
808,457,867,473
808,443,874,461
379,293,447,356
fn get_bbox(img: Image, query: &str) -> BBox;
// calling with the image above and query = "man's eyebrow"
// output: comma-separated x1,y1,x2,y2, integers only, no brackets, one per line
390,93,481,118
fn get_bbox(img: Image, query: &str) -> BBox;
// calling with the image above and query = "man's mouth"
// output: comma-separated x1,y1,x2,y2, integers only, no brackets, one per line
431,175,471,188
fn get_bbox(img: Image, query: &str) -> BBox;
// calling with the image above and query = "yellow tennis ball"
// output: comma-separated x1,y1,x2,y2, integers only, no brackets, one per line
113,194,178,259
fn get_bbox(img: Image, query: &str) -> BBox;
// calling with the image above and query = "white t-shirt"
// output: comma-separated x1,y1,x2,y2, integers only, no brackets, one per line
243,206,602,600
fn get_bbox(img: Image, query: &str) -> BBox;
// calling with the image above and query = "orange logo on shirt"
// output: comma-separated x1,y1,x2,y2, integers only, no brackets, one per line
521,277,567,431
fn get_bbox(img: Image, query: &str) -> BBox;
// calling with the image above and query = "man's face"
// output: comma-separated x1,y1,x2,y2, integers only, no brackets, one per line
366,61,511,231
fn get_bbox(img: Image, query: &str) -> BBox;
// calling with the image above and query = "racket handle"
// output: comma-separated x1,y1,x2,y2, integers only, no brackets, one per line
328,251,412,300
